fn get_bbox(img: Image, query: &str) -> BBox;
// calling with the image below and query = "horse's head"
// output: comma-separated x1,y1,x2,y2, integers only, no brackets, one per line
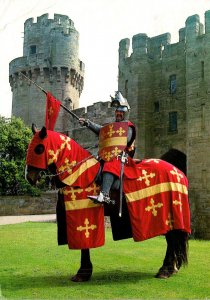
25,124,98,188
25,124,72,185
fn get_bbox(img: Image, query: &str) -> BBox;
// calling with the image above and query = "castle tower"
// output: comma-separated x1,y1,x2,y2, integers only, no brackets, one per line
9,13,84,132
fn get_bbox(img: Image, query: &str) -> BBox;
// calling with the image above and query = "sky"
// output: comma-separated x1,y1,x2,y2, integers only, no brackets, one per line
1,0,210,117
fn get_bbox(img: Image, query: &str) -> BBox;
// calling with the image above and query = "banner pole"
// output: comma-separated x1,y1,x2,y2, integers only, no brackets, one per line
20,72,80,120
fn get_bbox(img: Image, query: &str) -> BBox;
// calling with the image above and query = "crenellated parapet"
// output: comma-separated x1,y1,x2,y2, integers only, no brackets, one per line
24,13,75,30
119,10,210,64
9,67,84,95
23,13,80,66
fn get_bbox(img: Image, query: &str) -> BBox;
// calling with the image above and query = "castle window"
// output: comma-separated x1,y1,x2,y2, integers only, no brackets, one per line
168,111,177,132
201,61,204,79
30,45,36,55
125,80,128,98
169,74,176,94
201,103,205,130
154,101,160,112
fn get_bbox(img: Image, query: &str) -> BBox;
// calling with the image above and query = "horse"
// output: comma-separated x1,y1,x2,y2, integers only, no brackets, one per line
25,125,191,282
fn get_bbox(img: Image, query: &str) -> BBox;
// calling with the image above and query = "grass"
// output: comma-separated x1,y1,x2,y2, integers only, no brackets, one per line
0,222,210,299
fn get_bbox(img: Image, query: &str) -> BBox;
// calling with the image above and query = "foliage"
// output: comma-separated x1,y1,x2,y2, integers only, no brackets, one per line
0,224,210,299
0,116,43,195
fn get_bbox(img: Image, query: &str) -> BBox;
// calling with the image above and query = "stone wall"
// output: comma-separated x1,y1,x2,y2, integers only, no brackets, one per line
0,191,57,216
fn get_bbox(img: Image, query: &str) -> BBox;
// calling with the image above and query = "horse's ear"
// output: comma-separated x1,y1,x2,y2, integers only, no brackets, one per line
32,123,38,135
39,127,47,139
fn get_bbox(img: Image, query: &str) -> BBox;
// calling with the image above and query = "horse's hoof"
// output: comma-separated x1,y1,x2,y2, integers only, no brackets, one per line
155,267,170,279
71,267,92,282
71,274,91,282
155,272,169,279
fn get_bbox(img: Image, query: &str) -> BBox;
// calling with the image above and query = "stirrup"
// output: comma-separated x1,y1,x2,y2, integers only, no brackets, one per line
88,192,115,205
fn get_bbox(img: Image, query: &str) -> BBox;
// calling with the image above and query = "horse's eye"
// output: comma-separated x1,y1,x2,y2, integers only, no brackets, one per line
34,144,45,155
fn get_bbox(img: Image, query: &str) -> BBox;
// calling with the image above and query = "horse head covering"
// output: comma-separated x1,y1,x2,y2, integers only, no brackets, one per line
26,127,100,187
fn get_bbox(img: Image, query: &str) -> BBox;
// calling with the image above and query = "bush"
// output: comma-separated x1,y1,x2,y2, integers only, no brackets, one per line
0,116,45,196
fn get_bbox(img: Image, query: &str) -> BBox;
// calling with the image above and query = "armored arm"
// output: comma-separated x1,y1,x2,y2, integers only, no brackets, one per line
79,118,102,135
127,127,133,144
126,125,136,158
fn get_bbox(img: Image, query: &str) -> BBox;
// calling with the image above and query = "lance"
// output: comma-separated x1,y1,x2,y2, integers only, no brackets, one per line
20,72,80,120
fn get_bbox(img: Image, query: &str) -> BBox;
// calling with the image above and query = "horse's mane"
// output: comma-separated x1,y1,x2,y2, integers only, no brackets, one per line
160,148,187,175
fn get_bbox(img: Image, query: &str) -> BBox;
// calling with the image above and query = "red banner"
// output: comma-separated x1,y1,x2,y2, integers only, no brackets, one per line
45,92,61,130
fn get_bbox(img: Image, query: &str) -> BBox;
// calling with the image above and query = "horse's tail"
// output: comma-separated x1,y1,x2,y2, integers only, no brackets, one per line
160,148,187,175
165,230,189,271
174,230,189,268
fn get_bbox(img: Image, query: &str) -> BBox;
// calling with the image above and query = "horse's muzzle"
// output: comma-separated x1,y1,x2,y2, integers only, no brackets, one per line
25,165,42,186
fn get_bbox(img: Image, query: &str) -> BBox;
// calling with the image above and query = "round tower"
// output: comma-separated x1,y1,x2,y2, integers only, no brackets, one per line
9,13,84,132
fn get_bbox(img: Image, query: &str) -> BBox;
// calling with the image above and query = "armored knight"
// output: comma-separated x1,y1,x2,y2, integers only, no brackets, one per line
79,91,136,204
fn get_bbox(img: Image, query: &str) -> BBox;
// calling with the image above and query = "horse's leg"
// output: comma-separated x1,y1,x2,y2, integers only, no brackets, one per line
155,230,189,279
155,231,177,279
71,249,93,282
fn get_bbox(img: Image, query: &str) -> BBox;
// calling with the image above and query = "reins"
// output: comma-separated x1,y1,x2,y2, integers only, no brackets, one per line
39,154,96,179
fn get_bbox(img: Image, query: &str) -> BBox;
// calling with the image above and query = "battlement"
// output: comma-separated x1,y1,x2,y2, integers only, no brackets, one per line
24,13,75,30
74,101,114,123
21,13,82,71
9,67,84,98
119,10,210,60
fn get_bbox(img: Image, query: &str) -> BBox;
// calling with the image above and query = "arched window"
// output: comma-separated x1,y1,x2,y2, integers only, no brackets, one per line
169,74,176,94
30,45,36,55
169,111,177,132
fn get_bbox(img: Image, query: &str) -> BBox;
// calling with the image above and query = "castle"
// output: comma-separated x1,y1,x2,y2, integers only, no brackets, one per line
9,12,210,239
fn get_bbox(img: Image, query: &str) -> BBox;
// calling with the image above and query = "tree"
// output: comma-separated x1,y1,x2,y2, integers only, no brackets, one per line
0,116,42,195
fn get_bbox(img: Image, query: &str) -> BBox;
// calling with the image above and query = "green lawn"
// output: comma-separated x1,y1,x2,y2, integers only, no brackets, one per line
0,222,209,299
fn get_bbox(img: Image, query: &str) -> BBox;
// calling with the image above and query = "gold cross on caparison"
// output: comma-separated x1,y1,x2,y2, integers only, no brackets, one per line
77,218,97,238
170,167,183,182
138,169,156,186
145,198,163,216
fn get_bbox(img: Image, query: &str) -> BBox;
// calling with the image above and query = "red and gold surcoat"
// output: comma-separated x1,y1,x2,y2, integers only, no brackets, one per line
98,121,136,177
98,122,129,162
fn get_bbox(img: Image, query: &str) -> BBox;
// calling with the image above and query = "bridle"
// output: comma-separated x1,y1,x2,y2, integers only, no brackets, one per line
35,154,95,179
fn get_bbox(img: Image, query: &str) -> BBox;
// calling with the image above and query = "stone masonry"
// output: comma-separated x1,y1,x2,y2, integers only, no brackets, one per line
9,12,210,239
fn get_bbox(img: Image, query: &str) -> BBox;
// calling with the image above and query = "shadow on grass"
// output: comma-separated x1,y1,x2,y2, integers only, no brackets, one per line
2,270,154,291
91,270,153,284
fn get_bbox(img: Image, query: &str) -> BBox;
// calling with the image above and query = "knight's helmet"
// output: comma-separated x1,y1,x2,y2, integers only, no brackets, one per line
110,91,130,120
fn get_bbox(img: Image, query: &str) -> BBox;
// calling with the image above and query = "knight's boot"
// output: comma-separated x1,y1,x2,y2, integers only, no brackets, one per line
88,191,115,205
